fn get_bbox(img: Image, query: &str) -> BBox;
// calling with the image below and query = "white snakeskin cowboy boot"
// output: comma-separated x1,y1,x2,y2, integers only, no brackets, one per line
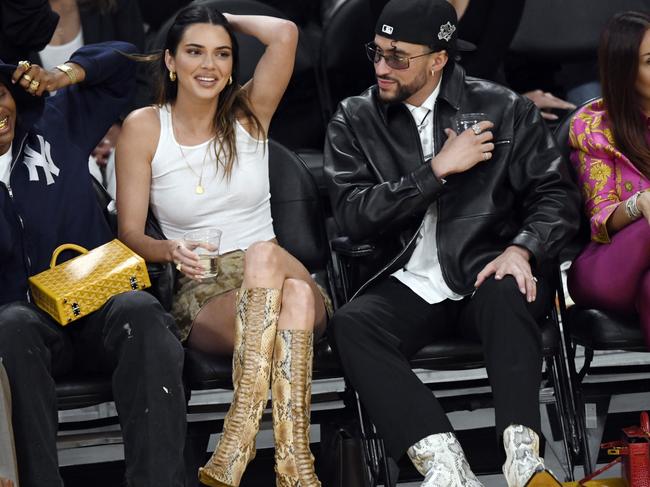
407,432,484,486
502,425,562,487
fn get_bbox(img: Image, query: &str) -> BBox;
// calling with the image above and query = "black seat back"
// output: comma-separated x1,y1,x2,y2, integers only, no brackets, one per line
510,0,650,60
268,139,329,272
320,0,375,115
552,98,599,262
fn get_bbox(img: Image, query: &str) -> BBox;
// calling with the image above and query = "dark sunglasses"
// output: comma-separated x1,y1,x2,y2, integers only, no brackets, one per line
365,42,435,70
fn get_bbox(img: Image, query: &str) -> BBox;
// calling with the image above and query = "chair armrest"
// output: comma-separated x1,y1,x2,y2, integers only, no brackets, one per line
330,236,377,302
144,209,176,311
330,236,376,257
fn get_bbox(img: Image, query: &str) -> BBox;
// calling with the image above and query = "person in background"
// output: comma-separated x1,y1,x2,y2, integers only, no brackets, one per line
19,0,148,183
324,0,580,485
449,0,577,121
116,4,330,486
568,11,650,348
0,0,58,64
138,0,190,33
0,42,186,487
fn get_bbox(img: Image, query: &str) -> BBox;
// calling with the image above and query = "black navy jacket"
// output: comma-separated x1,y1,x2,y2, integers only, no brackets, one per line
0,41,136,305
324,62,581,297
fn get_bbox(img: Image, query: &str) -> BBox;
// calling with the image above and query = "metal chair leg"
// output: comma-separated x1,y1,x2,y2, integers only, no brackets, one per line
548,355,575,481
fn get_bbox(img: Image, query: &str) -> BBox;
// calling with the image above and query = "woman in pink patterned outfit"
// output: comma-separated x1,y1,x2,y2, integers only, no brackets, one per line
568,11,650,348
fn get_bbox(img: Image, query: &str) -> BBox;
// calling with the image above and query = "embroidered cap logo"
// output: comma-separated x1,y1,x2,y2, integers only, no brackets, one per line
437,21,456,42
382,24,394,34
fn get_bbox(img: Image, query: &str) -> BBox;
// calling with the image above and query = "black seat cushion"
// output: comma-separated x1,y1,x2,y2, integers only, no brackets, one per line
185,339,343,391
567,306,646,351
56,375,113,410
56,317,561,405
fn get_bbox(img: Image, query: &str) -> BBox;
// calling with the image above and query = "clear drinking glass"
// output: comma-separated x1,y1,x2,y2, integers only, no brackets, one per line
183,228,222,279
452,112,490,133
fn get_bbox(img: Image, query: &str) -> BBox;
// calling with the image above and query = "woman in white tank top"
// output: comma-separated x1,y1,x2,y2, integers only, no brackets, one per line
115,5,326,486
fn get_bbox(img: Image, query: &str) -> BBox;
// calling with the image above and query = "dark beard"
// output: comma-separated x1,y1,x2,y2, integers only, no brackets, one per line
377,71,428,104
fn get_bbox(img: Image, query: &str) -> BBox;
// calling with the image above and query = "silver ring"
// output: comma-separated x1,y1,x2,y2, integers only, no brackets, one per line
530,276,538,283
176,262,182,272
471,123,482,136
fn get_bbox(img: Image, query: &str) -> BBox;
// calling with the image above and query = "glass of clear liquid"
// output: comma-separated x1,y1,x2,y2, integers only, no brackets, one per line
182,228,222,279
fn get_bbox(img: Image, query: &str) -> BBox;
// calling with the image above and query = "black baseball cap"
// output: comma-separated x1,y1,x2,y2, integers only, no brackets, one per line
375,0,474,52
0,60,45,126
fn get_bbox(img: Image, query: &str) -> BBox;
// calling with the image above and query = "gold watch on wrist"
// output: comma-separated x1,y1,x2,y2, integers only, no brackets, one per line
55,63,77,84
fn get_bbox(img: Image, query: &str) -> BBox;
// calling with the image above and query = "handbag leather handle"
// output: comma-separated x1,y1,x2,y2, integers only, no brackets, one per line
50,243,89,268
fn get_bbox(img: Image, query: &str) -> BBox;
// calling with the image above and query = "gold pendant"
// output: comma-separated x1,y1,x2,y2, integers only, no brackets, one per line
195,185,204,194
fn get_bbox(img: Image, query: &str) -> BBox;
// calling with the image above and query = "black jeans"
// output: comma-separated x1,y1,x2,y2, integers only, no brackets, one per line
0,291,186,487
329,275,552,460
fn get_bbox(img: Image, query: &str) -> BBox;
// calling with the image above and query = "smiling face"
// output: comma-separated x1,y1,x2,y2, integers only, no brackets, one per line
165,22,234,103
0,81,16,156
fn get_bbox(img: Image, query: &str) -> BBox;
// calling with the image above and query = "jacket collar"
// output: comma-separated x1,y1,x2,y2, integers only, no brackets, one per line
11,125,28,161
375,62,465,123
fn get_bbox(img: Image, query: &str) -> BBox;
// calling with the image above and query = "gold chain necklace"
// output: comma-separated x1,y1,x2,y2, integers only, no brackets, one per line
177,142,210,194
172,108,212,195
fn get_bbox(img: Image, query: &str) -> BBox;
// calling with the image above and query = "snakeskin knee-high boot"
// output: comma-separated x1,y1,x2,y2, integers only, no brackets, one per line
502,424,562,487
199,288,281,487
407,433,484,486
271,330,321,487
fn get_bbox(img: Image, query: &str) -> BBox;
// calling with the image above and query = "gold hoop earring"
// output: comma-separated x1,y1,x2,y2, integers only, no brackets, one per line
169,70,177,82
228,75,233,86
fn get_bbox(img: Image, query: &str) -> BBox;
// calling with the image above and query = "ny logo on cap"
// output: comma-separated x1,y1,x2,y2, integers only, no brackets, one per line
381,24,394,34
438,21,456,42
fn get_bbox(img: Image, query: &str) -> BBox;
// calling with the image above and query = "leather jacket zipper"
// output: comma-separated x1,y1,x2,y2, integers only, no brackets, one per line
351,104,433,300
6,134,32,276
351,219,423,300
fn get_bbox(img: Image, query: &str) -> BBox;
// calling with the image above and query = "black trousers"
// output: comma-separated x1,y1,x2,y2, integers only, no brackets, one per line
0,291,186,487
329,275,552,460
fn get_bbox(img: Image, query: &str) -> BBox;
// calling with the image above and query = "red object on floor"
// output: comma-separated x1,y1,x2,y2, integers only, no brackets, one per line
579,412,650,487
621,412,650,487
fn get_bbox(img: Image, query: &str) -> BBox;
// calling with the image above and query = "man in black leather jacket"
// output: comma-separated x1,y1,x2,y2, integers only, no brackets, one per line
324,0,580,485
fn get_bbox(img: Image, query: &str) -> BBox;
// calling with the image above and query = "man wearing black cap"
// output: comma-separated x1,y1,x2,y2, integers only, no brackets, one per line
324,0,580,485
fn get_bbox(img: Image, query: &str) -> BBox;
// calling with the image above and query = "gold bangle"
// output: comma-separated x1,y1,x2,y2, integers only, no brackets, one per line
55,63,77,84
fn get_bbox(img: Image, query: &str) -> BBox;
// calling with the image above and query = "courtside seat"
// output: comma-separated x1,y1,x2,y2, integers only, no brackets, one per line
553,99,650,474
567,308,645,353
56,376,113,411
330,239,577,486
409,317,561,371
184,340,344,392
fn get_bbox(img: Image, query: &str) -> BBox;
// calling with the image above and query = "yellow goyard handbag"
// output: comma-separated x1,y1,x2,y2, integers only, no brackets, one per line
29,239,151,325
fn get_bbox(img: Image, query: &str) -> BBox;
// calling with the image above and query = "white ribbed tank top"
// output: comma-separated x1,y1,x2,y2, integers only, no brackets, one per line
149,105,275,253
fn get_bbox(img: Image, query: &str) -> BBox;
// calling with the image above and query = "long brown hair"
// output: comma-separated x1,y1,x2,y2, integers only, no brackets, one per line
156,3,264,179
600,11,650,179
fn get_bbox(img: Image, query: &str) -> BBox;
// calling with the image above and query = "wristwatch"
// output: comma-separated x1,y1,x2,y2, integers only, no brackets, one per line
55,63,77,84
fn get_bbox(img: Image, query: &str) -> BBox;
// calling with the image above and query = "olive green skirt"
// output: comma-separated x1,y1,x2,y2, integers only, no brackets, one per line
171,250,333,342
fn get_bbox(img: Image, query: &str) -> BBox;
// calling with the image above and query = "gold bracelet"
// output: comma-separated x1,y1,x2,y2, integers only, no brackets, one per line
55,63,77,84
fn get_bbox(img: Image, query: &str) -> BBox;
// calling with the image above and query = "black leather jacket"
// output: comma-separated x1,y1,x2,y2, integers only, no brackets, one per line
324,63,580,297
